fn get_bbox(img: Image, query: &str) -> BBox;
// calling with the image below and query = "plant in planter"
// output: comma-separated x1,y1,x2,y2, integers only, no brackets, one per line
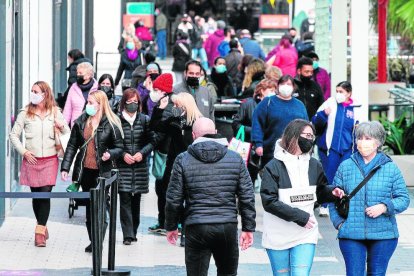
379,113,414,155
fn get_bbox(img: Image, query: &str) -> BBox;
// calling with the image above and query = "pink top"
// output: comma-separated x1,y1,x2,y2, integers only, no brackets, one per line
273,47,298,78
63,80,98,127
135,27,153,41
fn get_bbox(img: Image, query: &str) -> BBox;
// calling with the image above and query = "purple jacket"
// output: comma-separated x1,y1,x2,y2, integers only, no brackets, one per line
137,83,157,117
313,67,331,100
205,30,225,67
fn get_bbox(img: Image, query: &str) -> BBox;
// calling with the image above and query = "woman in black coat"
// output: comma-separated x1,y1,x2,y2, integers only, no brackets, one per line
117,88,155,245
172,31,191,84
61,90,124,253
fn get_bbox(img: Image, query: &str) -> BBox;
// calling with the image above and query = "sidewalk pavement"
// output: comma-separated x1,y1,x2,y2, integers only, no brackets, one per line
1,169,414,275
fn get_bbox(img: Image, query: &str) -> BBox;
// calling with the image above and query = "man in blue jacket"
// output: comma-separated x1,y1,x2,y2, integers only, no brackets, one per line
239,29,266,60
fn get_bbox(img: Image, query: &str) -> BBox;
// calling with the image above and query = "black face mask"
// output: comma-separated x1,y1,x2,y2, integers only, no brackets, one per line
76,75,85,85
149,73,159,81
186,76,200,88
298,136,314,153
300,75,312,83
125,102,139,113
100,86,113,98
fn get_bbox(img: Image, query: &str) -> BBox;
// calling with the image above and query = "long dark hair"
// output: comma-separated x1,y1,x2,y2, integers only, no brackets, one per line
280,119,315,154
98,74,115,90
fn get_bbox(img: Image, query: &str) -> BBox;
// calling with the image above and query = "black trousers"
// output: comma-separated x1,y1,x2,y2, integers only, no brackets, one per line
79,168,108,241
155,178,167,228
185,223,239,276
119,192,142,240
30,185,53,226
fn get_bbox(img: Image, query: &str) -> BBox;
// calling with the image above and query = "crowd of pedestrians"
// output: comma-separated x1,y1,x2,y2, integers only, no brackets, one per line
9,10,411,276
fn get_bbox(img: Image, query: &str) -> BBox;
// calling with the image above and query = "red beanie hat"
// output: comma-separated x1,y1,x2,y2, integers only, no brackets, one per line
152,73,173,93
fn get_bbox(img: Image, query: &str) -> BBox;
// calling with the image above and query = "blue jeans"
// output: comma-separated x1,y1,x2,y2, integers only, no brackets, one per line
192,48,209,71
339,238,398,276
157,30,167,59
266,243,315,276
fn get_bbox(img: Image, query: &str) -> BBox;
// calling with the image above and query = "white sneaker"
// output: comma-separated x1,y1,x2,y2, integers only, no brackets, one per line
319,206,329,217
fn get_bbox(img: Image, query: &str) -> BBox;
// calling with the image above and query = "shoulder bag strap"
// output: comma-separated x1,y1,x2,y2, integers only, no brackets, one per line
348,166,380,199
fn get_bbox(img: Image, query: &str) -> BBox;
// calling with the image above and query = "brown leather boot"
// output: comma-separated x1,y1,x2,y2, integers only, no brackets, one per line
35,225,46,247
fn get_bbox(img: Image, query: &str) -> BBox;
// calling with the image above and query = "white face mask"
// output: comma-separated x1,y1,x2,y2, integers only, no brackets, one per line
278,84,293,97
266,92,276,97
149,90,161,102
30,92,44,105
335,93,346,104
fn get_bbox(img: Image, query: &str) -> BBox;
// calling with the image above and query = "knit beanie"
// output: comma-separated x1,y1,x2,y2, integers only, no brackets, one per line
152,73,173,93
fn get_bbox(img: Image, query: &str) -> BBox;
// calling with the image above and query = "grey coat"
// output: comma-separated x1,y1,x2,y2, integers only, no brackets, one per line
173,82,215,120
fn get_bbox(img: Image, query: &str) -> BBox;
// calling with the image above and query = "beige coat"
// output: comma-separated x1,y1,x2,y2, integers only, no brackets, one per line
10,108,70,157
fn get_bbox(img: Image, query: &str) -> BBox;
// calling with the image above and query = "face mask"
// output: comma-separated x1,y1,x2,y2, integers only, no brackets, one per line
126,42,135,50
199,75,205,85
30,92,44,105
357,139,377,157
149,90,161,102
335,93,346,104
172,106,184,117
278,84,293,97
125,102,139,113
149,73,159,81
300,75,312,83
186,76,200,88
298,136,314,153
85,104,97,116
266,92,276,97
313,61,319,69
76,75,85,85
215,64,227,74
100,86,113,98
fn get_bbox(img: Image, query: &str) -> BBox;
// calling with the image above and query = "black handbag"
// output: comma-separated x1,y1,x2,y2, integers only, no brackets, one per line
335,166,380,219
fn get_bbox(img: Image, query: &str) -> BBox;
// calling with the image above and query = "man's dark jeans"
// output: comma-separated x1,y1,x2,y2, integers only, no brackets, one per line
185,223,239,276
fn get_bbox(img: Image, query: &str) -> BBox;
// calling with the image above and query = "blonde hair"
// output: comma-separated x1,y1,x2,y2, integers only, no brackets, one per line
77,62,95,79
171,93,203,126
122,24,135,38
88,90,124,138
265,66,283,82
242,59,266,89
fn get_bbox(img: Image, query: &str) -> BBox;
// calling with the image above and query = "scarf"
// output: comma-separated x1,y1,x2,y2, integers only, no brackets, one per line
79,79,94,102
126,49,138,61
122,111,137,127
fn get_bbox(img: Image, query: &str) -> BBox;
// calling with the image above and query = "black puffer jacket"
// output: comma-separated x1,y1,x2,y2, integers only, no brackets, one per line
115,50,143,86
118,113,155,194
165,138,256,232
61,113,124,182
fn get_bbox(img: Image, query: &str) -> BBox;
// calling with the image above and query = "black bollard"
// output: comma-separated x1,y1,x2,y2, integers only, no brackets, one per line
90,188,101,276
102,169,130,276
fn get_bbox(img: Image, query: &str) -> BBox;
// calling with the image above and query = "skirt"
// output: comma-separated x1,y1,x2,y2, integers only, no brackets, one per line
20,155,59,187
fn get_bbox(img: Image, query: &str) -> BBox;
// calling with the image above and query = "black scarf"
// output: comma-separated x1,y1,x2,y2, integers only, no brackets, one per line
211,68,230,97
79,79,94,102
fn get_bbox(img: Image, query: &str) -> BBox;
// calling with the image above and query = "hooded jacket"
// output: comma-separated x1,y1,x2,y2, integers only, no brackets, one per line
329,152,410,240
61,113,124,182
261,141,336,250
294,77,324,120
165,137,256,232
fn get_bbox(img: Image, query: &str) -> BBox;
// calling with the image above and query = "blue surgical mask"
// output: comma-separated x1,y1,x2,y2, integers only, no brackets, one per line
126,42,135,50
85,104,97,116
215,64,227,74
313,61,319,69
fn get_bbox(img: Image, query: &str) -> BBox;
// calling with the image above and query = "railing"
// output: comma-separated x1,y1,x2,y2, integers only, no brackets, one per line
0,169,129,276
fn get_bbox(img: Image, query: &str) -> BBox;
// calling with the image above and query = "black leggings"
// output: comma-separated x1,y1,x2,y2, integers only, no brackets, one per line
30,186,53,226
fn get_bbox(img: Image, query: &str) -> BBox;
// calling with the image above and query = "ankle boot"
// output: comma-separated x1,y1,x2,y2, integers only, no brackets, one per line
45,226,49,240
35,225,46,247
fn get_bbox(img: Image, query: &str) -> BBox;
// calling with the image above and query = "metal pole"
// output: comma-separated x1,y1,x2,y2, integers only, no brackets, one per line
98,177,106,248
108,170,118,270
90,188,101,276
84,0,94,61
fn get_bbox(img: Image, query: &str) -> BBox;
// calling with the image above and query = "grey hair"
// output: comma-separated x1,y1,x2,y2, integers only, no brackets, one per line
355,121,386,146
77,62,94,78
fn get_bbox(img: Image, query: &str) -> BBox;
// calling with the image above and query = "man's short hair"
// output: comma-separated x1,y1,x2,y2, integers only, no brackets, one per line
185,60,202,72
297,57,313,70
229,39,238,49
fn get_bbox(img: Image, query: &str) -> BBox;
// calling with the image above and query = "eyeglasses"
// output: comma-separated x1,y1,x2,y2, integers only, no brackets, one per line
301,132,315,140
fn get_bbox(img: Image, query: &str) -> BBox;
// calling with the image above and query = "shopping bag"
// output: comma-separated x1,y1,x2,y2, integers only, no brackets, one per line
152,150,167,180
228,126,251,166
